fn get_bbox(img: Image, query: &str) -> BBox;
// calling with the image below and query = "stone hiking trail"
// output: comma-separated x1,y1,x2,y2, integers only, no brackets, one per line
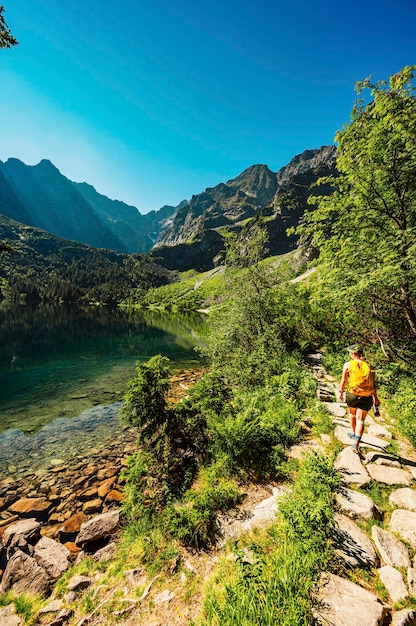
1,359,416,625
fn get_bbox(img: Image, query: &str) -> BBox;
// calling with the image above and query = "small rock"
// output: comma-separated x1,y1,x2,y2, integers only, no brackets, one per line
367,424,392,439
154,589,175,604
56,512,88,538
8,497,51,518
92,541,117,562
391,609,416,626
333,513,378,568
75,510,119,546
0,603,24,626
378,565,408,603
40,599,64,614
33,536,71,579
2,518,41,548
67,574,91,591
334,447,371,486
364,450,401,467
97,477,117,498
124,567,147,587
82,499,102,514
336,488,381,520
106,489,123,503
314,572,387,625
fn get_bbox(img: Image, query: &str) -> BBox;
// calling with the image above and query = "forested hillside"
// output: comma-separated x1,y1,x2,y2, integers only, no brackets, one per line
0,215,173,304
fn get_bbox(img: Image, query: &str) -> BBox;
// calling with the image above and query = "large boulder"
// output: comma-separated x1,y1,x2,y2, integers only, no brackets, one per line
390,510,416,549
75,510,120,547
315,573,387,625
0,549,50,595
33,536,71,580
372,526,411,568
333,514,378,568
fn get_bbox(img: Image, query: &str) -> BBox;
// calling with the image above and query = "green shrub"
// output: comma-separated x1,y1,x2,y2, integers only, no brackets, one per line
209,389,301,478
121,354,171,437
387,373,416,446
164,474,240,548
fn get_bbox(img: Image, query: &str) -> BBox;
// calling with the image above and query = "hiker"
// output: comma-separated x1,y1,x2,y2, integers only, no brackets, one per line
338,344,380,453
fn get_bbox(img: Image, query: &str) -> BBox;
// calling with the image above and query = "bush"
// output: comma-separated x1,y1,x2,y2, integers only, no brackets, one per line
209,389,302,478
387,373,416,446
164,471,240,548
121,354,171,437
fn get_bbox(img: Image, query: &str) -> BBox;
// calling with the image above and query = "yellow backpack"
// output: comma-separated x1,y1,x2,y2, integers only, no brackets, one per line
348,359,376,396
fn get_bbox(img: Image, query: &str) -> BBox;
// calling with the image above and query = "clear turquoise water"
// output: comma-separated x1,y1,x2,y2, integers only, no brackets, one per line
0,304,206,471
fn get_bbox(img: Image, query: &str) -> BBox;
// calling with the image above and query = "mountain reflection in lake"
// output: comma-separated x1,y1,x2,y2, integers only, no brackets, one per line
0,303,206,436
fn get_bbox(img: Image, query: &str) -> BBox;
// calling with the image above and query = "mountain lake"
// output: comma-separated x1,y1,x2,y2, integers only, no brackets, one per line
0,303,206,477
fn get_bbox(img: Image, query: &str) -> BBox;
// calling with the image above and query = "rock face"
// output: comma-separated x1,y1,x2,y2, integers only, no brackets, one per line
150,146,338,271
0,158,174,253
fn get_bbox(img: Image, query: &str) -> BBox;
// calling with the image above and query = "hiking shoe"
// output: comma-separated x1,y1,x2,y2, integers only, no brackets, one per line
347,432,356,439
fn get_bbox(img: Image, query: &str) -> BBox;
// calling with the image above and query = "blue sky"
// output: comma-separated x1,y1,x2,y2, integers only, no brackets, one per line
0,0,415,213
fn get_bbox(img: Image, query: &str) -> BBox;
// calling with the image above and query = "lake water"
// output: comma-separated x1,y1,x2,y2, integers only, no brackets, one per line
0,303,206,475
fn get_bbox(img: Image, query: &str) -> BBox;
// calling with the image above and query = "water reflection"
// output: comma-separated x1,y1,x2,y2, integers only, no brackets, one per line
0,303,206,434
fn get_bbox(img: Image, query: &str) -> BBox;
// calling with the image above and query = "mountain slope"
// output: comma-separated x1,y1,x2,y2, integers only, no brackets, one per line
0,159,176,253
151,145,337,271
0,214,172,303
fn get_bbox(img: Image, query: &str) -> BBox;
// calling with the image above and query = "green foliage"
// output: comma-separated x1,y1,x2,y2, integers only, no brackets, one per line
209,388,301,478
164,473,240,548
386,373,416,446
0,216,171,304
298,66,416,364
200,453,339,626
0,5,18,49
121,355,171,436
279,452,340,548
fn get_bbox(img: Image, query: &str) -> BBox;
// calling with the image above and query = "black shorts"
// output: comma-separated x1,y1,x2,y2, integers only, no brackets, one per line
346,392,373,412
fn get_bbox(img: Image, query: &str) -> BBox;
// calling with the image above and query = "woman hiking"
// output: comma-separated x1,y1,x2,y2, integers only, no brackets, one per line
338,344,380,453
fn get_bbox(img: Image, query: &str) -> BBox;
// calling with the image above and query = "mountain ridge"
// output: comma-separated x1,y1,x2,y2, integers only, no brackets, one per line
0,145,337,272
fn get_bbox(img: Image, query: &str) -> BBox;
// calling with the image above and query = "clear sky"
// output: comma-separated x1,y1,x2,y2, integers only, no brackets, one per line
0,0,415,213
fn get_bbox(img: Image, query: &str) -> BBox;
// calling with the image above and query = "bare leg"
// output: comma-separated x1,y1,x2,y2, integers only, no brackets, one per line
349,407,357,434
354,408,368,441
